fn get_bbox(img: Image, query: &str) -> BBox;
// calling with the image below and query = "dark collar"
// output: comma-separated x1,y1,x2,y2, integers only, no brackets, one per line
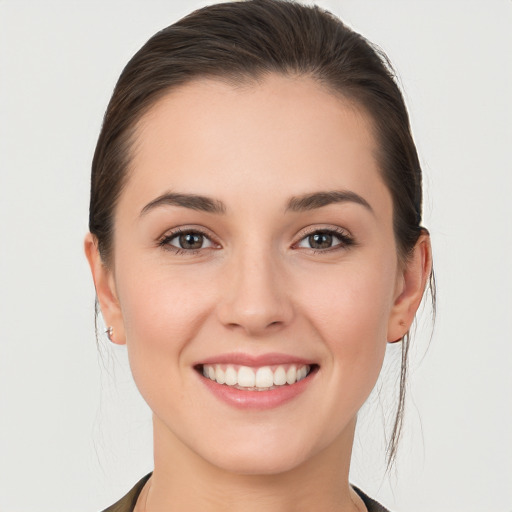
101,473,390,512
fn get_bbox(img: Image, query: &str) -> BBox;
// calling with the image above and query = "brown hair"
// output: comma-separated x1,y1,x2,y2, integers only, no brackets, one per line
89,0,434,467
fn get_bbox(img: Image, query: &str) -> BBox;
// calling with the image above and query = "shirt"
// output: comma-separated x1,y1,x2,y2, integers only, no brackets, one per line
101,473,390,512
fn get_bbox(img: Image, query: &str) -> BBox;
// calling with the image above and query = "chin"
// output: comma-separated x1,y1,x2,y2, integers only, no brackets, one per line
206,446,310,476
192,426,327,476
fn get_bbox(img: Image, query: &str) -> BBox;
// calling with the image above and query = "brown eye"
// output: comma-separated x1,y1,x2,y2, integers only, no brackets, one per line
161,230,215,252
308,232,333,249
178,232,204,249
296,229,354,251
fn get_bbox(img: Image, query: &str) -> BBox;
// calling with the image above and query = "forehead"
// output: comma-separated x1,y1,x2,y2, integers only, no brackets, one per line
124,74,391,217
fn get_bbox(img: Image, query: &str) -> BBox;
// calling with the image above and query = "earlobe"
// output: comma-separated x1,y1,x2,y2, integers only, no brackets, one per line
387,232,432,343
84,233,126,345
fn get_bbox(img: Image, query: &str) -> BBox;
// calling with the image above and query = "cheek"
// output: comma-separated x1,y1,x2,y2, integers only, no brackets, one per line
113,257,217,395
300,255,396,372
114,264,220,418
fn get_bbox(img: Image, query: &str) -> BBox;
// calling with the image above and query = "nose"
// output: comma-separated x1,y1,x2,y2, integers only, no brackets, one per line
216,245,294,336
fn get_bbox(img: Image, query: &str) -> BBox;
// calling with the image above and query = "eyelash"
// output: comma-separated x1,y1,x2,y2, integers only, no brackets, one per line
158,228,217,256
295,226,355,253
158,226,355,255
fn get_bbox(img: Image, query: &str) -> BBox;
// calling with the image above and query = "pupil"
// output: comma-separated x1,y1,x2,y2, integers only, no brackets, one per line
310,232,332,249
179,233,203,249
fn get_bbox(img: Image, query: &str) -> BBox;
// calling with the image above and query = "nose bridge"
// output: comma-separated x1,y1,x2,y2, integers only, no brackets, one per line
217,236,293,335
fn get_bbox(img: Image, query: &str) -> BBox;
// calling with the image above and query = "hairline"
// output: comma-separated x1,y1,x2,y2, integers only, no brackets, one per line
104,71,404,266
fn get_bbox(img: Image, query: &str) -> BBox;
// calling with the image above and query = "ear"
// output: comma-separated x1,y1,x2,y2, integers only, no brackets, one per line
84,233,126,345
387,231,432,343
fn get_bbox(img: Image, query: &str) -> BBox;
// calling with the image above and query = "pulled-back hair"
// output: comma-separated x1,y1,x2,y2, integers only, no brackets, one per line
89,0,434,467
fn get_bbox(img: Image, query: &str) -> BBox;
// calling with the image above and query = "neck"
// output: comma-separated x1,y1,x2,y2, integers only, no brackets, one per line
141,415,365,512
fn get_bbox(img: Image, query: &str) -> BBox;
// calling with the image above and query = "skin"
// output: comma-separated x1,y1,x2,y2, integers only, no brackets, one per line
85,74,431,512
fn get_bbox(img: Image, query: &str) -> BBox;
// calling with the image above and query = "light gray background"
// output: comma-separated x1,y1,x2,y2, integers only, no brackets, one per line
1,1,511,511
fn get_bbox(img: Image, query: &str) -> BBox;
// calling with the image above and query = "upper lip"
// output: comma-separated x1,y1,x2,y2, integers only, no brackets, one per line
195,352,316,367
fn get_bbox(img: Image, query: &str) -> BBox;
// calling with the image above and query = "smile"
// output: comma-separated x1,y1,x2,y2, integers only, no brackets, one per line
202,363,312,390
195,354,318,409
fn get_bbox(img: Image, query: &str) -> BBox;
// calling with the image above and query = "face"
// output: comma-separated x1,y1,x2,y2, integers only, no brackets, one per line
91,75,416,476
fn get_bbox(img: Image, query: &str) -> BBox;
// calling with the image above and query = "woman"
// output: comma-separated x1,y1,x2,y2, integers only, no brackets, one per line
84,1,433,510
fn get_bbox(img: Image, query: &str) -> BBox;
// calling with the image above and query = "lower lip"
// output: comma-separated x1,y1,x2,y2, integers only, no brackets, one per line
198,369,316,410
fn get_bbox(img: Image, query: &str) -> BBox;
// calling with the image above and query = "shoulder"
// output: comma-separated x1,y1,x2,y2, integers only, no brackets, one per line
352,485,391,512
101,473,152,512
100,475,388,512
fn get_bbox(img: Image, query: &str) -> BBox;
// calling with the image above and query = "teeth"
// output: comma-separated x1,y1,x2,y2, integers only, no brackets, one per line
216,367,226,385
238,366,256,387
255,367,274,388
297,366,308,381
225,366,237,386
286,365,297,385
273,366,287,386
201,363,311,389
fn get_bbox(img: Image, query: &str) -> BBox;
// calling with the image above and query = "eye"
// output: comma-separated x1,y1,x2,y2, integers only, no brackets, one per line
159,229,216,253
296,228,354,251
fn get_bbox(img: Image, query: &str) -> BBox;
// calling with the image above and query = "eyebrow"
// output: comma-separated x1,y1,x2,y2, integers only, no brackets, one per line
140,189,373,217
285,190,373,214
140,192,227,216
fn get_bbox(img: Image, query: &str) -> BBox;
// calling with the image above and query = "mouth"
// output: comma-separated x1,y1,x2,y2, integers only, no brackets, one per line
195,363,318,391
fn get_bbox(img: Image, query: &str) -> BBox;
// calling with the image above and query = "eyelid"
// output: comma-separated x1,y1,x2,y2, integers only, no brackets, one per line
156,224,355,254
293,225,355,251
295,224,353,240
158,225,221,252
